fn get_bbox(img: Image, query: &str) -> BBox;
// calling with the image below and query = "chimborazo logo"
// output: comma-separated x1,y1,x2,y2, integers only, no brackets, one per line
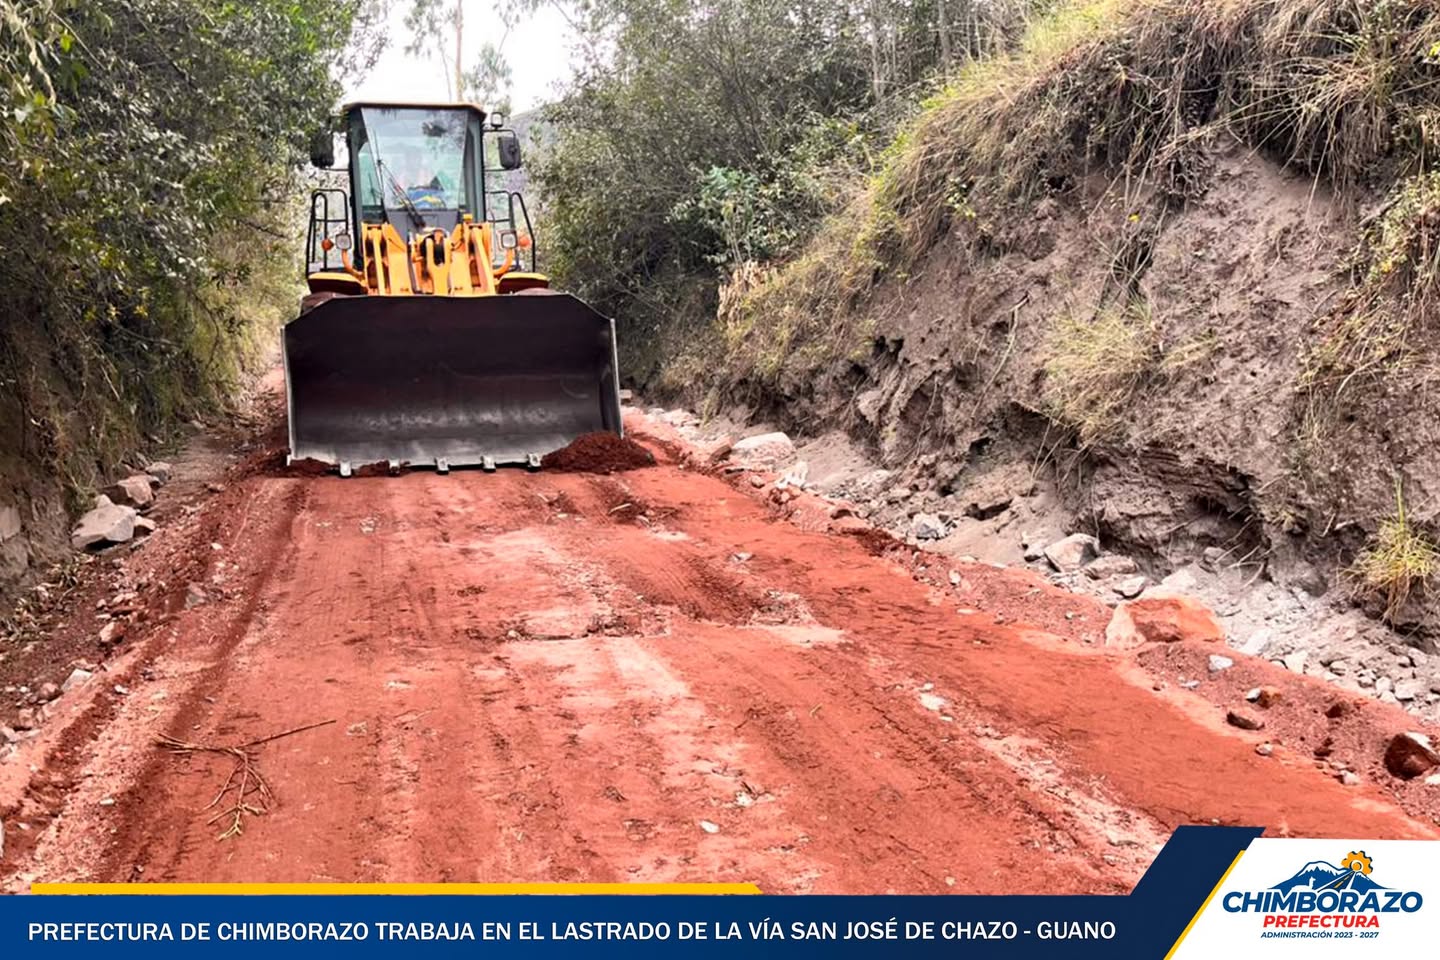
1222,851,1424,931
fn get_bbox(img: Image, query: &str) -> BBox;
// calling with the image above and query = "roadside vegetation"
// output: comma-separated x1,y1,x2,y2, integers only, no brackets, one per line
0,0,376,507
540,0,1440,411
533,0,1043,381
1351,481,1439,622
1041,302,1158,447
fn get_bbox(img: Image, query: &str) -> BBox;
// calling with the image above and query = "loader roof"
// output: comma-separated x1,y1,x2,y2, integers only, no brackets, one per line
341,101,488,121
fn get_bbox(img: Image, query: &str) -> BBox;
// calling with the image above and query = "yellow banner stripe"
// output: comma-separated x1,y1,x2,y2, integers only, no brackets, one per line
1164,851,1245,960
34,882,762,897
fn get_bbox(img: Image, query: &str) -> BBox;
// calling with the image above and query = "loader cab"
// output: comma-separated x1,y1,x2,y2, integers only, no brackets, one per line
348,104,484,235
304,101,538,290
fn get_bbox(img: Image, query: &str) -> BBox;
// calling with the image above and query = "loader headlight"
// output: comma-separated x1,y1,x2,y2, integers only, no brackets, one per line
333,231,353,252
499,230,518,250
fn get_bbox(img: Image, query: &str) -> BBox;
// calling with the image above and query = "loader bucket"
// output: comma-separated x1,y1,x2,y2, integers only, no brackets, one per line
283,293,622,471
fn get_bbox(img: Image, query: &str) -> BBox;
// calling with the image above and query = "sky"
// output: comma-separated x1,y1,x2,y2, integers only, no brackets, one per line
345,1,582,115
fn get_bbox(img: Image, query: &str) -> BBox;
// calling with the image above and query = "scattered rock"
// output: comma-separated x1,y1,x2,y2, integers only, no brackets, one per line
62,668,94,693
13,707,38,730
106,475,155,509
1113,576,1147,599
728,432,795,470
99,621,125,646
37,682,60,702
776,461,810,490
1226,709,1265,731
747,474,766,489
133,517,157,537
1208,655,1235,673
1255,743,1274,757
698,820,720,834
1282,650,1308,675
1106,596,1226,647
1339,771,1361,787
962,494,1012,521
71,499,138,550
1383,732,1440,780
0,726,18,744
1043,533,1099,573
1392,678,1423,701
1253,687,1284,709
693,437,733,465
147,461,173,484
1084,555,1139,580
910,513,949,541
184,583,208,608
206,481,228,493
1236,629,1273,657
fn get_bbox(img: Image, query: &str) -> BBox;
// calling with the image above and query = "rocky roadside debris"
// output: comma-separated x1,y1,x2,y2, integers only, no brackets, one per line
0,571,157,756
3,463,187,754
69,467,172,551
631,403,1440,739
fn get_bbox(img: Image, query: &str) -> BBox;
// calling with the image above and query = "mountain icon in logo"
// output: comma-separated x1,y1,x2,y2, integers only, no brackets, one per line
1272,856,1387,894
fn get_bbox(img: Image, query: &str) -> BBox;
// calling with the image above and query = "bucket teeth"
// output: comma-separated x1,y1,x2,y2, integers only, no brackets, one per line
436,457,450,474
339,461,353,478
482,456,496,473
526,453,542,470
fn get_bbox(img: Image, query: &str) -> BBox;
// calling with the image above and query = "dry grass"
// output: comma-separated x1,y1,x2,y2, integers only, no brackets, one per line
1042,301,1159,444
720,0,1440,393
1304,171,1440,398
1349,479,1438,621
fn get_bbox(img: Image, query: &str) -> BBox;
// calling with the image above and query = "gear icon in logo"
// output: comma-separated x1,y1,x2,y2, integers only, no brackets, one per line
1341,851,1374,875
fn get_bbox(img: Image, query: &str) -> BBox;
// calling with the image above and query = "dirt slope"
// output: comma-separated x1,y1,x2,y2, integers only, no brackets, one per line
1,399,1436,892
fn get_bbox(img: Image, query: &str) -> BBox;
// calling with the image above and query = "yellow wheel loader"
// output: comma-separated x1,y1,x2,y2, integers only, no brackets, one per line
287,102,622,475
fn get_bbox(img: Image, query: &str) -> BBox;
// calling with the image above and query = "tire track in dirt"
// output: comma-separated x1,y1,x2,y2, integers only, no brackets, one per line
33,478,312,883
5,419,1436,891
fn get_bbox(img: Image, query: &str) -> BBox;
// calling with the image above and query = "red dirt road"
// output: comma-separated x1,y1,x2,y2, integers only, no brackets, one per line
2,407,1437,892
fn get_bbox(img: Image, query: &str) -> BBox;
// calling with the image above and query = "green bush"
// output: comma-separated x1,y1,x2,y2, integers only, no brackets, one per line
0,0,367,505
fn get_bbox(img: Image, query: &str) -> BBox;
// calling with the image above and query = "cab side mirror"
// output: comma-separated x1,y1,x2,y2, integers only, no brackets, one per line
309,130,336,169
497,132,522,170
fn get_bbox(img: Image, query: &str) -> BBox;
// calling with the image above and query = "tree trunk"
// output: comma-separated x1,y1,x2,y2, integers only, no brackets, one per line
938,0,952,66
454,1,465,101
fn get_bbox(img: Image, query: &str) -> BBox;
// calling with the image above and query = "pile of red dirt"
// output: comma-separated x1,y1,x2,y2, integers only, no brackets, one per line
541,432,656,474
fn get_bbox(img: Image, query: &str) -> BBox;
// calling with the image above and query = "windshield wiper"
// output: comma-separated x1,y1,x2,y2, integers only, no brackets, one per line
376,157,426,232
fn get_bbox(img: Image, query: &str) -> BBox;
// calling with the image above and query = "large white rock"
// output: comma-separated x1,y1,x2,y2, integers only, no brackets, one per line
1043,533,1100,573
728,432,796,469
106,475,154,509
71,501,138,550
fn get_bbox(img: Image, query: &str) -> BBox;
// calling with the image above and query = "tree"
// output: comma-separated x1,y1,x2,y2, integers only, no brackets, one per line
0,0,374,502
405,0,531,108
532,0,1044,381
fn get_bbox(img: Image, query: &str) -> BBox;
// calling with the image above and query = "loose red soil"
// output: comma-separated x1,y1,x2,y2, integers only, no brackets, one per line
541,431,656,473
2,396,1437,893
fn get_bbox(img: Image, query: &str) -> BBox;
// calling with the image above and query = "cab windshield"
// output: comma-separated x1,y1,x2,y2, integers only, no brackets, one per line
351,106,481,230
